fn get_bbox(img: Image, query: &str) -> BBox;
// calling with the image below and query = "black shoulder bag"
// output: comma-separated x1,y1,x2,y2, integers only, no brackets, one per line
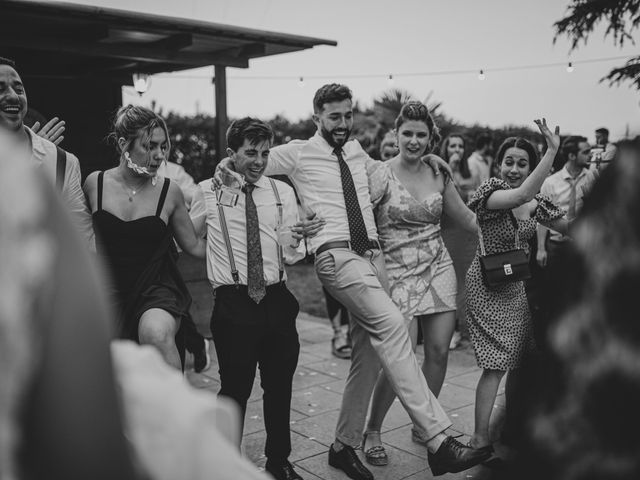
478,212,531,288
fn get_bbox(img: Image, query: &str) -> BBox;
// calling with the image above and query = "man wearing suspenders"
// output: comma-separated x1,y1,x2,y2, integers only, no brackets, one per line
200,117,321,480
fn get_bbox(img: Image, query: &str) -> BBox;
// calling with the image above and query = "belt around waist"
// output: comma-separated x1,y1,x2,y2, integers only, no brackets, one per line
215,282,286,294
315,239,380,256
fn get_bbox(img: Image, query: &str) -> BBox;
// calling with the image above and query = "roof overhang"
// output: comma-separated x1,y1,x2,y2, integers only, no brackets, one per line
1,0,337,83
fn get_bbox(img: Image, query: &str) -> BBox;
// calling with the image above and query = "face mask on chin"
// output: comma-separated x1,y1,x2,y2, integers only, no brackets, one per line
125,155,158,185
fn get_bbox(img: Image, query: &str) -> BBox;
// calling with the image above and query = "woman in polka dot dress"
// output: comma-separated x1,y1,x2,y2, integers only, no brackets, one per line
361,102,477,465
465,119,568,453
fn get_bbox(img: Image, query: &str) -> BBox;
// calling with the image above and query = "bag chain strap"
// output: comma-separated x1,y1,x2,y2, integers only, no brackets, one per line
477,210,521,257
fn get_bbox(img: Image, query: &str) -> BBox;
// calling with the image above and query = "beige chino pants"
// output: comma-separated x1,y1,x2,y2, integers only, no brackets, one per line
315,247,451,448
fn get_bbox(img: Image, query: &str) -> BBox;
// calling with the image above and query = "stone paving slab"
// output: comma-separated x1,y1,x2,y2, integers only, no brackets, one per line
186,311,502,479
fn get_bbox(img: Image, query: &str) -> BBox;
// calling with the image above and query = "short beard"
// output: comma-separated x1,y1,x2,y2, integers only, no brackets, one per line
320,125,351,149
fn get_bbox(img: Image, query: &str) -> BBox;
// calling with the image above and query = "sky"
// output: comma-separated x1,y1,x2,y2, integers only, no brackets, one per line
64,0,639,142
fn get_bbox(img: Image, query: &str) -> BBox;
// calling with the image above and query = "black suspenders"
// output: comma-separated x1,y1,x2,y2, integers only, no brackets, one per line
216,179,285,286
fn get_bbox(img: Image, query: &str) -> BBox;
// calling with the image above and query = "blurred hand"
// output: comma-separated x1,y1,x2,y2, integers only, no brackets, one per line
32,117,65,145
212,157,238,189
449,153,461,170
536,249,548,268
421,153,453,178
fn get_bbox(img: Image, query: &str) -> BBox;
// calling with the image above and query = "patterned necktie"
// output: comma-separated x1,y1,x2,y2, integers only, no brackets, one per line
334,147,369,255
568,177,577,220
244,183,266,303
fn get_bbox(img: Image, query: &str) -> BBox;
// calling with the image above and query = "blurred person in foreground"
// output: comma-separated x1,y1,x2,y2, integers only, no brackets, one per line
499,138,640,480
0,56,93,245
0,131,267,480
83,105,206,369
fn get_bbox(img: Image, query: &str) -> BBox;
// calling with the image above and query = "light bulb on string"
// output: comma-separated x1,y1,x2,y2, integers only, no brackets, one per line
298,76,305,88
478,69,485,81
387,74,394,86
566,62,574,73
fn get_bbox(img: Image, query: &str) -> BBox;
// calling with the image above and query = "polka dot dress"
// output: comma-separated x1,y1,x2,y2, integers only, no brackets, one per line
465,178,564,370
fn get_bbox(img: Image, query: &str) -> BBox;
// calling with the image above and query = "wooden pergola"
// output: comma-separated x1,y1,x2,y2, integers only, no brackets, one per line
2,0,336,173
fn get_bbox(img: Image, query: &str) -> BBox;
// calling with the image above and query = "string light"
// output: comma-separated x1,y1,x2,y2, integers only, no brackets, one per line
387,74,394,86
478,69,485,81
153,55,633,82
298,76,305,88
566,62,574,73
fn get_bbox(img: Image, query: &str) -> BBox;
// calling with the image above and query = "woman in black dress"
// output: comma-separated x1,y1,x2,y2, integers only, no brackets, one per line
84,105,205,369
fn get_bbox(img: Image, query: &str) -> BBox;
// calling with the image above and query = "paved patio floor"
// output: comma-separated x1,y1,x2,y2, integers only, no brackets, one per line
185,311,505,480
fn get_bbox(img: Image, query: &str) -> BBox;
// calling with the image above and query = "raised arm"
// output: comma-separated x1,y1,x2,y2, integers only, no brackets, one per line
485,119,560,210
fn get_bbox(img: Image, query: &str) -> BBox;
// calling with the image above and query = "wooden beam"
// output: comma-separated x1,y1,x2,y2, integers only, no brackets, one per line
148,33,193,51
0,35,249,68
214,65,228,164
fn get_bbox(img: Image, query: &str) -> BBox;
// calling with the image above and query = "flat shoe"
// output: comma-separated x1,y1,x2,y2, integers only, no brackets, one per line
362,432,388,466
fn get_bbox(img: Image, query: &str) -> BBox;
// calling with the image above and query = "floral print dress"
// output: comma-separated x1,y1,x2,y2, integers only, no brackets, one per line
369,162,457,322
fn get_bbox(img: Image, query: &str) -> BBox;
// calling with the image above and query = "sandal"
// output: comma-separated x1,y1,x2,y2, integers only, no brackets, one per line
362,431,388,466
331,331,352,359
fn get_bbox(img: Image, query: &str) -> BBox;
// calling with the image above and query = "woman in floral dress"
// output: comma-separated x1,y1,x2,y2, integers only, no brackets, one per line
361,101,477,465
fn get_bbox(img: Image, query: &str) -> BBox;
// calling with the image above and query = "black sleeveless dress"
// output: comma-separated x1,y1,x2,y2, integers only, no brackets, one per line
92,172,192,341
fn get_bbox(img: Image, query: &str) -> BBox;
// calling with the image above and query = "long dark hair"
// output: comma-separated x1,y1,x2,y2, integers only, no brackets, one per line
440,133,471,178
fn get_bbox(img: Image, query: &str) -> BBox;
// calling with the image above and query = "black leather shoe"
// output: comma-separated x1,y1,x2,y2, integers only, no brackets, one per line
428,436,492,476
328,443,373,480
193,338,211,373
265,460,303,480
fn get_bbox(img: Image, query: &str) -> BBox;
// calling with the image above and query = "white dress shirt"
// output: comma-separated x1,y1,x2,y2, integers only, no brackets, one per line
467,151,491,192
266,133,378,253
200,175,304,290
540,165,596,242
158,161,206,237
27,126,94,246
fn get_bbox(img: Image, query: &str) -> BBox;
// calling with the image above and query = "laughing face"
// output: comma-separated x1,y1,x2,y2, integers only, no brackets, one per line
229,138,271,184
313,98,353,148
0,65,27,132
499,147,531,188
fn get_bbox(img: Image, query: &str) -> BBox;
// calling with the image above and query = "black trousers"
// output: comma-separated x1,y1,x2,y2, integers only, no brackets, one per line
211,282,300,463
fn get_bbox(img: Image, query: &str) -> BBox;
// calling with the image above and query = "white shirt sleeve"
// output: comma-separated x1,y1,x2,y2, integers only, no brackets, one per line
264,142,302,176
189,185,207,238
64,153,95,249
